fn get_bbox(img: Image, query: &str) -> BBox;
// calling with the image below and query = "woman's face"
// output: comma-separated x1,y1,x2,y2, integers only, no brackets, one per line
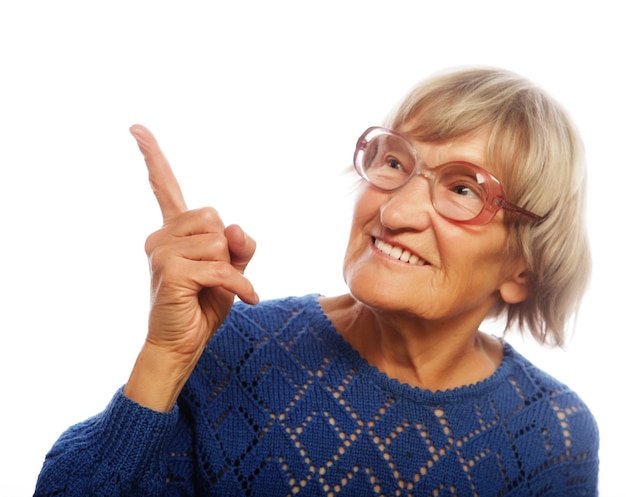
343,129,528,325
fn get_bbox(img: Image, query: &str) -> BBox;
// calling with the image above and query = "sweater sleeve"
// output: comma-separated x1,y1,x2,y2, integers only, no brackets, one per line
33,387,180,497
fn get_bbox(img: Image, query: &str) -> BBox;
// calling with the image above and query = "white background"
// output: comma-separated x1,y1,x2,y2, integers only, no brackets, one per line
1,1,622,495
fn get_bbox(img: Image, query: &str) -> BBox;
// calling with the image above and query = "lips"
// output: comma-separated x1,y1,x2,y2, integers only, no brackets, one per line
373,238,429,266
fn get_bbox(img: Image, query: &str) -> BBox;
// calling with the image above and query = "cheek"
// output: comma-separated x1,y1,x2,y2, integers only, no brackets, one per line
438,226,511,286
342,190,381,278
342,224,369,282
351,187,385,226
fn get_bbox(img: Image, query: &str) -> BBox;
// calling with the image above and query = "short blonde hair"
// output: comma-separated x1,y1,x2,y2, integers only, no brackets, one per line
386,67,590,346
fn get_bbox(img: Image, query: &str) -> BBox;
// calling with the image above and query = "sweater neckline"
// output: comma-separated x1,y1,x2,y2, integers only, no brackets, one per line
306,293,518,405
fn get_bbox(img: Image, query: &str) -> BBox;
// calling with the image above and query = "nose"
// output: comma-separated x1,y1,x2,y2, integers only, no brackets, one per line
379,174,435,231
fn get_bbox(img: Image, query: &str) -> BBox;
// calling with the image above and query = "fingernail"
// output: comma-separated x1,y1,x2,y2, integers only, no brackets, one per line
129,125,147,148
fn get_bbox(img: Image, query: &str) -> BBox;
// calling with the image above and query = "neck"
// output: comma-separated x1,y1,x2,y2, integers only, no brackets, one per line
319,294,503,391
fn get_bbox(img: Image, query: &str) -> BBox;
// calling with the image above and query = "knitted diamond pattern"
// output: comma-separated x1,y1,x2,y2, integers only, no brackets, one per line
34,295,598,496
168,295,599,496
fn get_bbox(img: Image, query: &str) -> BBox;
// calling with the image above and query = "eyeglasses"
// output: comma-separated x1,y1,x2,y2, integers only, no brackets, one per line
353,126,546,225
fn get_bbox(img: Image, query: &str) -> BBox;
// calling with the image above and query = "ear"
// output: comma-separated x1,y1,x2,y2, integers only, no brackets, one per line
498,261,530,305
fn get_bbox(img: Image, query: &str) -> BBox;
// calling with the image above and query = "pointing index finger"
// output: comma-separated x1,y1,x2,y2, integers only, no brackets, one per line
130,124,188,222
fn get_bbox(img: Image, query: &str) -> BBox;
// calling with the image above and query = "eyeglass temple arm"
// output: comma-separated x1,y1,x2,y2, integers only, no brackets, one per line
495,198,548,223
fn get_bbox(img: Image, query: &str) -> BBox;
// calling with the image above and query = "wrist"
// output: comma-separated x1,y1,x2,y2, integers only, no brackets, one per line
124,341,195,412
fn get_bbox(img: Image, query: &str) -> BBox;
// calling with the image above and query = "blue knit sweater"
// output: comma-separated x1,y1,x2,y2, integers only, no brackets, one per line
35,295,599,496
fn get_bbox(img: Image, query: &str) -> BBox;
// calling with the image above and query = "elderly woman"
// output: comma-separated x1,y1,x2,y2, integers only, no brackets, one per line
35,68,598,496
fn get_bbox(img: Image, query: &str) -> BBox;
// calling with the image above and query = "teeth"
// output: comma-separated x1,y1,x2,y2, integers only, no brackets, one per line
374,238,427,266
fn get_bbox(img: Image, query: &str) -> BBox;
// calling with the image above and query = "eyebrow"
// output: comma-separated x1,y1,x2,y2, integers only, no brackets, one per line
411,142,487,172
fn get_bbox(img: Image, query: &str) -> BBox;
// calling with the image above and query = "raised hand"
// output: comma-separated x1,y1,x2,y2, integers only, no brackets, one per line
124,125,258,411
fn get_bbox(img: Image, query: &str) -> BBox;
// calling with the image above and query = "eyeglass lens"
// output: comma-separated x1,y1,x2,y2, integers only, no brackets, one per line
360,134,491,222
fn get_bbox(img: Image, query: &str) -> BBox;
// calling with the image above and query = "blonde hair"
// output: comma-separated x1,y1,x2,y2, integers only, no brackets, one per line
386,67,590,346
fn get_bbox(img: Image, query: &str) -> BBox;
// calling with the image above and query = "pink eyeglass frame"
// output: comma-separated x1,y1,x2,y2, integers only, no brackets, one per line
353,126,547,226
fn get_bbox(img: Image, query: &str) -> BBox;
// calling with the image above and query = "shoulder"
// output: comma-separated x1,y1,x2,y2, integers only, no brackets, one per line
503,343,591,407
217,294,324,337
229,293,322,321
500,343,599,457
204,294,329,363
185,293,341,412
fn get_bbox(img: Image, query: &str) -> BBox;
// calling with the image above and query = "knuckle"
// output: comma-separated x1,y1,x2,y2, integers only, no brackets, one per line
144,227,170,255
147,244,172,271
212,261,233,279
144,230,159,255
212,233,229,254
195,206,222,226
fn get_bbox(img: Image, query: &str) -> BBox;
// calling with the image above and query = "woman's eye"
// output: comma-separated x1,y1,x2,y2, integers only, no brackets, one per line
386,157,404,170
451,183,480,198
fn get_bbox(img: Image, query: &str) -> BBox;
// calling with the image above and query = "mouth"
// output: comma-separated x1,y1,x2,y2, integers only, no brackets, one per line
373,237,430,266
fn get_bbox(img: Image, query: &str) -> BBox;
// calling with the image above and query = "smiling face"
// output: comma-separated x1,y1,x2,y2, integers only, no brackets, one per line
343,129,529,327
